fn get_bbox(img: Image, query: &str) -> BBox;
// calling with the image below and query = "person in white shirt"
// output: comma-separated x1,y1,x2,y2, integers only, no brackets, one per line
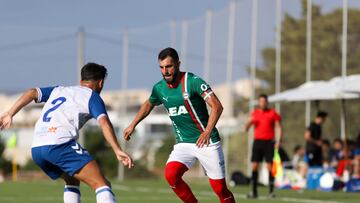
0,62,133,203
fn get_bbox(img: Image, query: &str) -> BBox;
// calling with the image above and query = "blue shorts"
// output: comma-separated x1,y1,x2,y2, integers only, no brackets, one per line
31,140,93,180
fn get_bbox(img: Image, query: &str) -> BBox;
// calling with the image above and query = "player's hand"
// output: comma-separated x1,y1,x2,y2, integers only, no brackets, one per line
274,141,280,149
0,112,12,130
123,125,135,141
196,131,211,148
116,150,134,169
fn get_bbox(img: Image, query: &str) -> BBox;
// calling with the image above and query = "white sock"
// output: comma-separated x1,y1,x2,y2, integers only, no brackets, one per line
64,185,81,203
95,186,115,203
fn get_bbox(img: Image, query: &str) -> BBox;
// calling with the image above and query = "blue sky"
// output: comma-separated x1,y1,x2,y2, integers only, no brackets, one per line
1,0,359,93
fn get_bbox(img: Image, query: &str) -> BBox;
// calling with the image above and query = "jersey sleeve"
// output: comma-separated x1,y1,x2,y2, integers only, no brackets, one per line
149,85,162,106
88,91,108,120
191,75,213,100
35,86,56,103
273,110,281,121
250,110,258,124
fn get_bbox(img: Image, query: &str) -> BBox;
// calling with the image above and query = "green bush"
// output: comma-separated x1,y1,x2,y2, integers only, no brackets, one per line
0,139,13,175
154,135,175,168
84,128,157,179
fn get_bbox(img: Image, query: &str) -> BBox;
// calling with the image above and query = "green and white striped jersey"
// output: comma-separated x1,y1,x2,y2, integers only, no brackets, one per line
149,72,220,144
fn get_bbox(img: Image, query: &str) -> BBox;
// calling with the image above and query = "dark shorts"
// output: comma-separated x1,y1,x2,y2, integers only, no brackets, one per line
32,140,93,180
251,140,274,163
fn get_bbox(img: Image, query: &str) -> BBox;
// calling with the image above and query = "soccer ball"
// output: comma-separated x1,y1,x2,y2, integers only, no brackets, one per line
319,172,334,191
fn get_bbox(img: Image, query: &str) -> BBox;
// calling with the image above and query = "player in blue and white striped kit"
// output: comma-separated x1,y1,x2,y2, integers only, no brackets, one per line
0,63,133,203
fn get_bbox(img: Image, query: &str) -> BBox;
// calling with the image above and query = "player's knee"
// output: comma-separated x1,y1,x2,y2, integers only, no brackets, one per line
164,162,187,186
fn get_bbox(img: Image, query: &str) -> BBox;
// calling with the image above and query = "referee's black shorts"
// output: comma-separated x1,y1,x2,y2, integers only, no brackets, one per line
251,140,275,163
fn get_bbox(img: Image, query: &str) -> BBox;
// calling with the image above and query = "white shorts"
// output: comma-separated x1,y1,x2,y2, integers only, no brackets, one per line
167,141,225,179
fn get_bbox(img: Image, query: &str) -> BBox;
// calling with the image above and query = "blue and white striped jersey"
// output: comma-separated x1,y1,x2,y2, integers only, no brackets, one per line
32,86,107,147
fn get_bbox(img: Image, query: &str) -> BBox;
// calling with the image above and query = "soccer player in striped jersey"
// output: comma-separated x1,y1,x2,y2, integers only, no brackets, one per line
0,63,133,203
124,47,235,203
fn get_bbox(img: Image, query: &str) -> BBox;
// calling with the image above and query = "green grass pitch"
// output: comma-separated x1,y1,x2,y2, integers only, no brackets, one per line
0,179,359,203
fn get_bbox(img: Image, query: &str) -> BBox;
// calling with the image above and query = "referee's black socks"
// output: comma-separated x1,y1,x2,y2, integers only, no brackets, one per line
251,171,258,196
269,172,275,193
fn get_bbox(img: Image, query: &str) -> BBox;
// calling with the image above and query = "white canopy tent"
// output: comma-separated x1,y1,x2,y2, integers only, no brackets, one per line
342,74,360,93
269,81,327,103
268,75,360,140
269,76,359,103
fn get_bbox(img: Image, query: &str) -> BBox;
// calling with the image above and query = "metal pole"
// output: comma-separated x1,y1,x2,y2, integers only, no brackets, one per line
78,27,85,83
248,0,258,176
250,0,258,110
226,1,236,87
77,27,85,146
203,10,213,82
180,21,188,71
342,0,348,78
275,0,282,113
226,1,236,118
118,28,129,181
121,29,129,103
305,0,312,127
170,19,177,48
341,99,346,141
340,0,348,140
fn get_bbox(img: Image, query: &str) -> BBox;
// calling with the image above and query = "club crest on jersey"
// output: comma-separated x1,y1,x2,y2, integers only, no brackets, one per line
183,92,189,100
168,105,188,116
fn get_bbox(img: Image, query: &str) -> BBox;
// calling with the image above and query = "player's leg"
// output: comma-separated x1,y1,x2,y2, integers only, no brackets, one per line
31,146,80,203
248,140,263,198
196,142,235,203
165,143,198,203
249,162,259,198
165,161,198,203
61,173,81,203
73,160,115,203
32,145,81,203
51,140,115,203
208,179,235,203
265,141,275,198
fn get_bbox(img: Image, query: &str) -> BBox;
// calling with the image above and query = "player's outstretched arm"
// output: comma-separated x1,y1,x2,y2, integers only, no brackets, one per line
98,116,134,168
123,99,154,141
196,93,223,147
0,88,38,130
